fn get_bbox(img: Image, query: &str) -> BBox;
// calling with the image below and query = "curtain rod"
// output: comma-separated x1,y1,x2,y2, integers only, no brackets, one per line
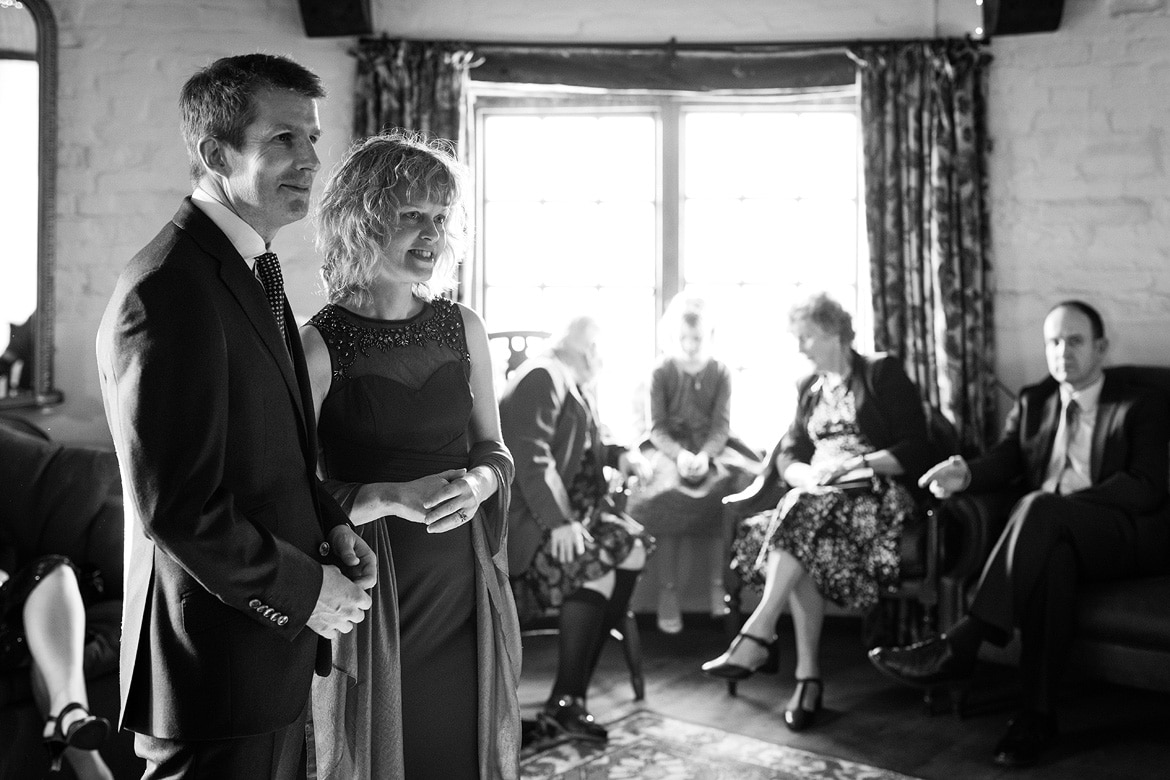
362,34,984,53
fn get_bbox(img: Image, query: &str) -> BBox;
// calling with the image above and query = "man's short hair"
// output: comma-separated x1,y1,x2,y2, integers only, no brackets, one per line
1050,299,1106,340
179,53,325,183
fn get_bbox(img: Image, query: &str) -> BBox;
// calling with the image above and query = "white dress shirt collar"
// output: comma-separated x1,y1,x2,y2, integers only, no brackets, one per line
1060,373,1105,415
191,186,268,268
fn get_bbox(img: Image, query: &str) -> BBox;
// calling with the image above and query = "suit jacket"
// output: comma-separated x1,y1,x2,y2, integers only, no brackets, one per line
499,354,622,575
968,369,1169,518
96,198,348,740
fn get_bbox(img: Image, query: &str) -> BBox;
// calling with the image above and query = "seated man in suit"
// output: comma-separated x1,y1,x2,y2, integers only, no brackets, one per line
869,300,1170,768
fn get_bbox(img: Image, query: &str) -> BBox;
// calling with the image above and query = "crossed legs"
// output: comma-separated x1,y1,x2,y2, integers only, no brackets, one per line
869,490,1154,765
25,564,113,780
706,549,826,720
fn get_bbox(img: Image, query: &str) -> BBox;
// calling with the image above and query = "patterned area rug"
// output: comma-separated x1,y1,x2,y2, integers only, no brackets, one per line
520,710,920,780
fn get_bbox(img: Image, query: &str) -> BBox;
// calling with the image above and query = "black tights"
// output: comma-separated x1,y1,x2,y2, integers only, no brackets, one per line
550,568,641,702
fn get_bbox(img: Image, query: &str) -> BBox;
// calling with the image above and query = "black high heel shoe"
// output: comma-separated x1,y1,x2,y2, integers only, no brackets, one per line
44,702,111,772
700,633,779,680
784,678,823,732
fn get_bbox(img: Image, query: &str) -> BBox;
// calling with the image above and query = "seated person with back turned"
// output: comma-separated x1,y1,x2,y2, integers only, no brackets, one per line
702,292,933,732
870,300,1170,768
500,315,653,744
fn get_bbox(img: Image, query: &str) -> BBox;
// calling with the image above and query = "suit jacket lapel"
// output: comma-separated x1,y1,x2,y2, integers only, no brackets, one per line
172,200,310,445
1090,373,1121,482
287,302,320,462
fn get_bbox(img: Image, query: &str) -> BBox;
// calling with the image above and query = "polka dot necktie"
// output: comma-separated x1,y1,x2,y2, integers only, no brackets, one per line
254,252,288,344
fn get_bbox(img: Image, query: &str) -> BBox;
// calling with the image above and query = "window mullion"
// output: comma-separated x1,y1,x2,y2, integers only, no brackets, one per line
659,100,682,343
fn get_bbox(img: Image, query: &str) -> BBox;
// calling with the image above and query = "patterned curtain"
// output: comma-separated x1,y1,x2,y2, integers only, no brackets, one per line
851,40,996,454
352,37,477,150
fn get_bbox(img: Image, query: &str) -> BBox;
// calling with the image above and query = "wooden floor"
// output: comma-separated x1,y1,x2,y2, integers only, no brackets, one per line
518,613,1170,780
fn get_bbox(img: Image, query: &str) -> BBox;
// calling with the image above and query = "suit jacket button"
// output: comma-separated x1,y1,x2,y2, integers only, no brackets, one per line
318,542,331,557
262,607,275,619
248,598,262,609
277,615,289,626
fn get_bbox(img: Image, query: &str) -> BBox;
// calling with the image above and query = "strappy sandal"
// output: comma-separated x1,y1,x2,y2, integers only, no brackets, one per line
784,677,824,731
44,702,111,772
700,632,779,680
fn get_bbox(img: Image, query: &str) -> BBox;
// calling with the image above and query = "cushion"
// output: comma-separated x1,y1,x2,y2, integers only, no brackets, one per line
0,421,121,566
1076,575,1170,648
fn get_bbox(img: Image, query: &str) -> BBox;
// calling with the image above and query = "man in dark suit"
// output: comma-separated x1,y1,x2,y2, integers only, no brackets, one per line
869,300,1170,768
96,54,375,779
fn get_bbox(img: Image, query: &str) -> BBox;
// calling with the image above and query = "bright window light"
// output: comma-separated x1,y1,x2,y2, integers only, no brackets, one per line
0,59,39,333
475,93,867,451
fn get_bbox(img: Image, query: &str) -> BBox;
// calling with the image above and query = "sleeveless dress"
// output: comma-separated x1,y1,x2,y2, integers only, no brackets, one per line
729,378,916,610
307,298,485,780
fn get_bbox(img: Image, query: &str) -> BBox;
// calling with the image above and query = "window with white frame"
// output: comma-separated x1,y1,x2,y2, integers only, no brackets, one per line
471,87,869,452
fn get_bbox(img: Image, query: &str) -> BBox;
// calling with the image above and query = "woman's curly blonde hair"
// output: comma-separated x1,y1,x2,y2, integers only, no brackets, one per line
315,130,468,305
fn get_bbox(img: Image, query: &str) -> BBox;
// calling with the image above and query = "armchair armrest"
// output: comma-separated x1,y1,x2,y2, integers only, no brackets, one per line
722,471,786,517
934,489,1023,584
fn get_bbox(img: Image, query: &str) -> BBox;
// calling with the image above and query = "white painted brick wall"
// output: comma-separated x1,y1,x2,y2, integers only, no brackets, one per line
988,0,1170,397
42,0,355,442
30,0,1170,444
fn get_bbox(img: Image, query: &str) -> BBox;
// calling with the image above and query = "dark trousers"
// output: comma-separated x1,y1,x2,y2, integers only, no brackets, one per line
134,707,308,780
968,490,1165,711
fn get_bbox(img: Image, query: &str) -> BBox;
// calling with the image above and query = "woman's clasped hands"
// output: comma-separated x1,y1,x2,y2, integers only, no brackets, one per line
372,468,489,533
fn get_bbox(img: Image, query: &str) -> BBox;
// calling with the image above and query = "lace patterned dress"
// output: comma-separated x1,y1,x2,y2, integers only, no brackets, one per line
729,378,916,610
306,298,518,780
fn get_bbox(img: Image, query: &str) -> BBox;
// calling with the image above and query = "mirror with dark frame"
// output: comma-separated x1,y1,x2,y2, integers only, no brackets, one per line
0,0,60,409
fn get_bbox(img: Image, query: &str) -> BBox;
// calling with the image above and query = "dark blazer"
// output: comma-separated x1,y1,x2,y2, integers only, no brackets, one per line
499,355,623,575
732,351,932,516
968,369,1169,517
96,199,348,740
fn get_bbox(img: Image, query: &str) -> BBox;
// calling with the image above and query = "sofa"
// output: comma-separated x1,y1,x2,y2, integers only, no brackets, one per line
937,365,1170,696
0,415,142,779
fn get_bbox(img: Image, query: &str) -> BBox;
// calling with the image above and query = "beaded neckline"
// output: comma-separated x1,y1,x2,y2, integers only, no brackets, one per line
310,297,470,381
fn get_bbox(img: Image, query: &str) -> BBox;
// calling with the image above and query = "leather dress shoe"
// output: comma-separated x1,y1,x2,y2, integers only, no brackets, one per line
701,632,779,680
993,711,1057,768
867,635,976,688
540,696,607,742
784,678,823,732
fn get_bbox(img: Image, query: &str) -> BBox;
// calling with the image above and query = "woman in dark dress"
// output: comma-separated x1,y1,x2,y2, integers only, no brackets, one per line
301,132,520,780
701,293,932,732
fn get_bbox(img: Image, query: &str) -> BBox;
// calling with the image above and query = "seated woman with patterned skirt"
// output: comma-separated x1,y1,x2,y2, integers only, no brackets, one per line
701,292,932,733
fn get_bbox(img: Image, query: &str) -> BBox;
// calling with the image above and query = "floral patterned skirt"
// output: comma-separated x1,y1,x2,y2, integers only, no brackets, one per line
729,478,916,610
520,512,656,612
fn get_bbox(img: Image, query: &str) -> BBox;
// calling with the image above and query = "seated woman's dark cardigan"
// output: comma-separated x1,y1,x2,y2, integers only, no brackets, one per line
732,351,933,516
